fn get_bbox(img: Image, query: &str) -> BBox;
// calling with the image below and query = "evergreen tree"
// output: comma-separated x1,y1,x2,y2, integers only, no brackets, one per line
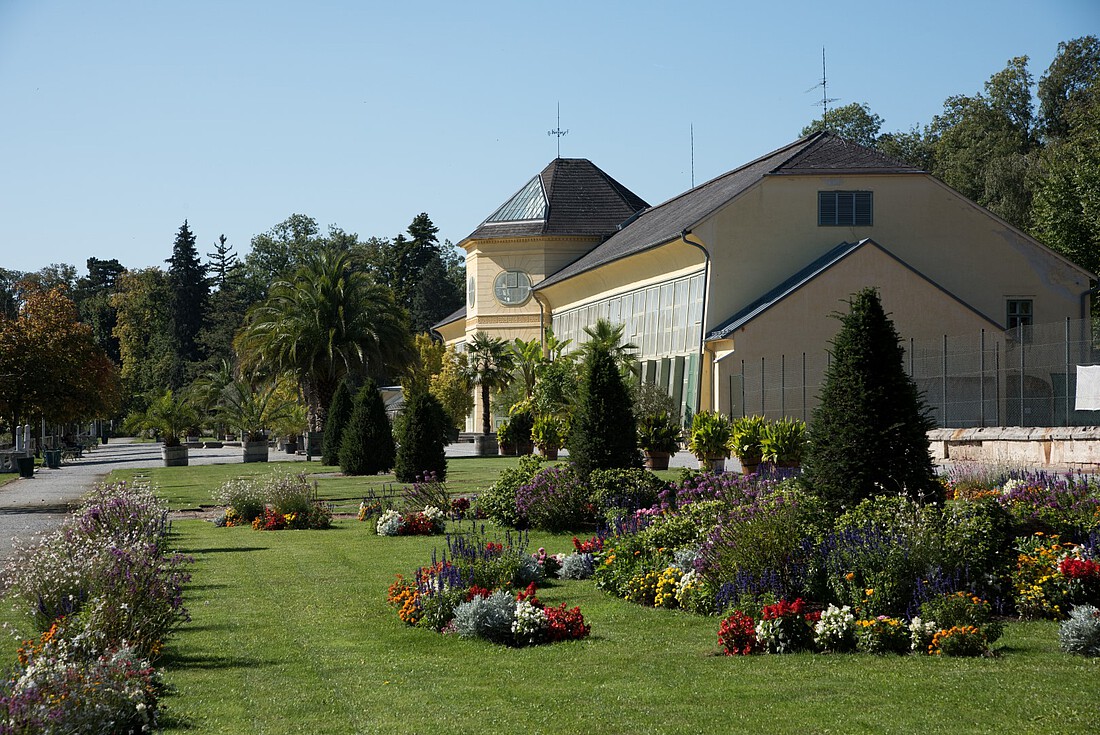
394,391,449,482
802,288,939,512
339,380,395,475
197,235,250,372
165,220,209,386
322,380,353,467
567,340,639,478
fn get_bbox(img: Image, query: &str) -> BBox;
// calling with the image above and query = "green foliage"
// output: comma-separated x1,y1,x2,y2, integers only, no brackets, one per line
466,332,515,434
760,417,807,465
636,411,681,454
480,454,544,527
687,410,732,460
165,220,210,386
940,497,1014,592
589,468,668,521
803,288,939,512
801,102,884,147
339,380,395,476
1059,604,1100,656
514,464,593,531
920,591,1004,644
531,413,564,452
134,389,198,446
567,337,639,477
322,381,353,466
727,415,765,463
394,391,449,482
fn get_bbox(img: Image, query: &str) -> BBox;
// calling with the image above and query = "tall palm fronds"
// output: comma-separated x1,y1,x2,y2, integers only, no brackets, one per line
581,319,639,378
235,247,412,431
466,332,515,434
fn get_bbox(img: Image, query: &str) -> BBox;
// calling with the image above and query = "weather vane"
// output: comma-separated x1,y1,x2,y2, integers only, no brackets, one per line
548,102,568,158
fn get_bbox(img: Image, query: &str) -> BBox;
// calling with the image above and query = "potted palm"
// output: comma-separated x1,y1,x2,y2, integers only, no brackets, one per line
637,411,681,470
729,415,767,475
687,410,732,472
218,378,299,463
531,414,564,460
138,390,199,467
496,419,516,456
761,417,807,468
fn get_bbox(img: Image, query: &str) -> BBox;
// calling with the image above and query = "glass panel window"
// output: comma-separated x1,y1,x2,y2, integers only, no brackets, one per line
1007,299,1033,330
673,279,689,353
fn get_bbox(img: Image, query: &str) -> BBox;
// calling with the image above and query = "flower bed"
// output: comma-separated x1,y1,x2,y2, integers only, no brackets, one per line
387,531,591,646
376,506,446,536
214,472,332,530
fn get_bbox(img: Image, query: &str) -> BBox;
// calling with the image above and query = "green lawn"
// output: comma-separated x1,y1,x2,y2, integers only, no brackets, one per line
4,461,1097,733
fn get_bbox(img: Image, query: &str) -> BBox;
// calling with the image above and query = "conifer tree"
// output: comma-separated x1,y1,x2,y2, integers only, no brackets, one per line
802,288,939,511
394,392,449,482
322,380,353,467
339,380,394,475
165,220,209,386
567,340,639,478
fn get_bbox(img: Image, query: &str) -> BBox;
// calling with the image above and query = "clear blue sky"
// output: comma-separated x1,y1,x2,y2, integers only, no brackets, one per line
1,0,1096,276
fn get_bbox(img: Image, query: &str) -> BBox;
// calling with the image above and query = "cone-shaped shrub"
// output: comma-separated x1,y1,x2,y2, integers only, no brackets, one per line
322,381,353,467
567,343,640,478
340,380,395,475
803,287,939,511
395,392,449,482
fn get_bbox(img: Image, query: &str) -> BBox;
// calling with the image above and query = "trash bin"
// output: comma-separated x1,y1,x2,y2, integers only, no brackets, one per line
44,450,61,469
16,456,34,478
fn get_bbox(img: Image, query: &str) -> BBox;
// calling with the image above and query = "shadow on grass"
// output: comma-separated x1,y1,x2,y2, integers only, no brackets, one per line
176,546,269,555
185,583,229,591
159,651,274,671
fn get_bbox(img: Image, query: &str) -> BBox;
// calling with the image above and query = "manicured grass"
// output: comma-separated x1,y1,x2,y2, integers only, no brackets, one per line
104,519,1099,734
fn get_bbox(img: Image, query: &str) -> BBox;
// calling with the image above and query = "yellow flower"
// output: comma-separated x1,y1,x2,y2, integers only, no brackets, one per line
865,588,874,596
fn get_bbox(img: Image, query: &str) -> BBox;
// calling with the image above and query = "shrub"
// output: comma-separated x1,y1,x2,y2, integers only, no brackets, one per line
481,455,544,527
321,380,353,467
1059,604,1100,656
73,481,170,550
404,471,450,513
920,591,1003,644
340,380,395,476
558,552,595,580
515,463,594,531
854,616,910,655
213,477,265,523
753,598,818,654
394,392,450,483
589,468,668,522
451,591,516,644
567,339,639,477
929,625,989,657
1012,534,1076,619
802,288,939,512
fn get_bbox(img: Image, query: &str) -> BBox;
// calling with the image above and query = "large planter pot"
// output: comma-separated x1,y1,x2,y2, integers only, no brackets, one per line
162,445,189,467
242,440,269,463
538,446,559,461
473,434,498,456
498,440,516,456
644,450,672,471
737,454,763,476
16,456,35,478
697,454,727,473
516,441,535,456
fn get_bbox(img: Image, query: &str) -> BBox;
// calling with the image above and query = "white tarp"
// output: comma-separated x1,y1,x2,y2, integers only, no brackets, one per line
1075,365,1100,410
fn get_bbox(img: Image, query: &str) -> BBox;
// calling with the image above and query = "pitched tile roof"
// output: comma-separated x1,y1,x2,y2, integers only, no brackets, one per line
464,158,649,242
535,132,922,291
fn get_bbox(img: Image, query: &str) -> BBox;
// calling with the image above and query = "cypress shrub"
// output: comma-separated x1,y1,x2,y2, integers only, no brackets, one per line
395,392,449,482
802,288,939,512
339,380,395,475
321,381,353,467
567,344,640,478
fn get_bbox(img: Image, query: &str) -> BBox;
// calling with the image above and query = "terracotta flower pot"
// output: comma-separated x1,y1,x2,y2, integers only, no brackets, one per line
644,450,672,471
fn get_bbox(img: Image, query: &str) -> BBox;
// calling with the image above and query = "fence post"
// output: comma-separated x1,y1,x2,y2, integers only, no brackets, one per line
1019,324,1025,425
760,356,765,417
781,354,786,417
740,360,746,419
802,352,807,423
996,342,1001,426
1066,317,1071,427
942,334,948,428
980,329,985,427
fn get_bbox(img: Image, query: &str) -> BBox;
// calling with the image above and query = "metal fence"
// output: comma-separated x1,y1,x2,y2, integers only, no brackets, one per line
728,318,1100,428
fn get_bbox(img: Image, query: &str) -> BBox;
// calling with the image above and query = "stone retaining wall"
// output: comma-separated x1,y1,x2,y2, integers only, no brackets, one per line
928,427,1100,469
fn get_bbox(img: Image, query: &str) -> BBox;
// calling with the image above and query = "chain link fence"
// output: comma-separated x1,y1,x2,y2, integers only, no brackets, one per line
728,318,1100,428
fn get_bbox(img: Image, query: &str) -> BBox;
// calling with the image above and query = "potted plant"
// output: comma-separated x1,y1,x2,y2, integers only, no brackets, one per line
137,389,199,467
508,406,535,456
637,411,681,470
761,417,807,468
496,418,516,456
687,410,732,472
531,414,564,460
218,378,299,464
729,415,767,475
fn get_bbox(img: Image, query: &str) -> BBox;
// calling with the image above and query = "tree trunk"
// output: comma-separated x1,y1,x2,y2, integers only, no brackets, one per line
481,383,491,434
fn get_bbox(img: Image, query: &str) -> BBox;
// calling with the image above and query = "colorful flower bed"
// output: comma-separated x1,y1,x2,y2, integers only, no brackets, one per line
214,471,332,530
387,531,591,646
376,506,446,536
0,481,191,731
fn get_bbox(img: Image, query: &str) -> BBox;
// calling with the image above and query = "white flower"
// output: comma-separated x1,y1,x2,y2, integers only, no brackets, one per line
376,510,402,536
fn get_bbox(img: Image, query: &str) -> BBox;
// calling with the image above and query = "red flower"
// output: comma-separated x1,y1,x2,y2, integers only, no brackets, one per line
572,536,604,554
545,603,590,641
718,611,757,656
1060,557,1100,581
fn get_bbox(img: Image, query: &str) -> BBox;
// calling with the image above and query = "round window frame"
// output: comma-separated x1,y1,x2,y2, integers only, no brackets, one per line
493,270,532,306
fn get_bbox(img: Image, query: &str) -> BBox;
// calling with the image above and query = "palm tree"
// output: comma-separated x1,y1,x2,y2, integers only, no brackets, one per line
581,319,639,378
217,377,301,442
235,247,412,432
512,337,543,400
466,332,515,434
135,389,198,447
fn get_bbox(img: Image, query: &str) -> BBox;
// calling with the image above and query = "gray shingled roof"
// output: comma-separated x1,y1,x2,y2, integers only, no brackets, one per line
432,305,466,331
535,132,922,292
464,158,648,242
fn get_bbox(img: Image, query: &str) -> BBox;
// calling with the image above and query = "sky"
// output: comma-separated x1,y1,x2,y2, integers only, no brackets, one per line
1,0,1097,276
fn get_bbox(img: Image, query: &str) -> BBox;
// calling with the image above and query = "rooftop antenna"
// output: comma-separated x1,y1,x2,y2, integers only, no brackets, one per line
805,47,839,130
690,123,695,188
548,102,569,158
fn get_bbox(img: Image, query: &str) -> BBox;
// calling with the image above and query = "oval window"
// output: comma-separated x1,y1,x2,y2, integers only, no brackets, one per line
493,270,532,306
